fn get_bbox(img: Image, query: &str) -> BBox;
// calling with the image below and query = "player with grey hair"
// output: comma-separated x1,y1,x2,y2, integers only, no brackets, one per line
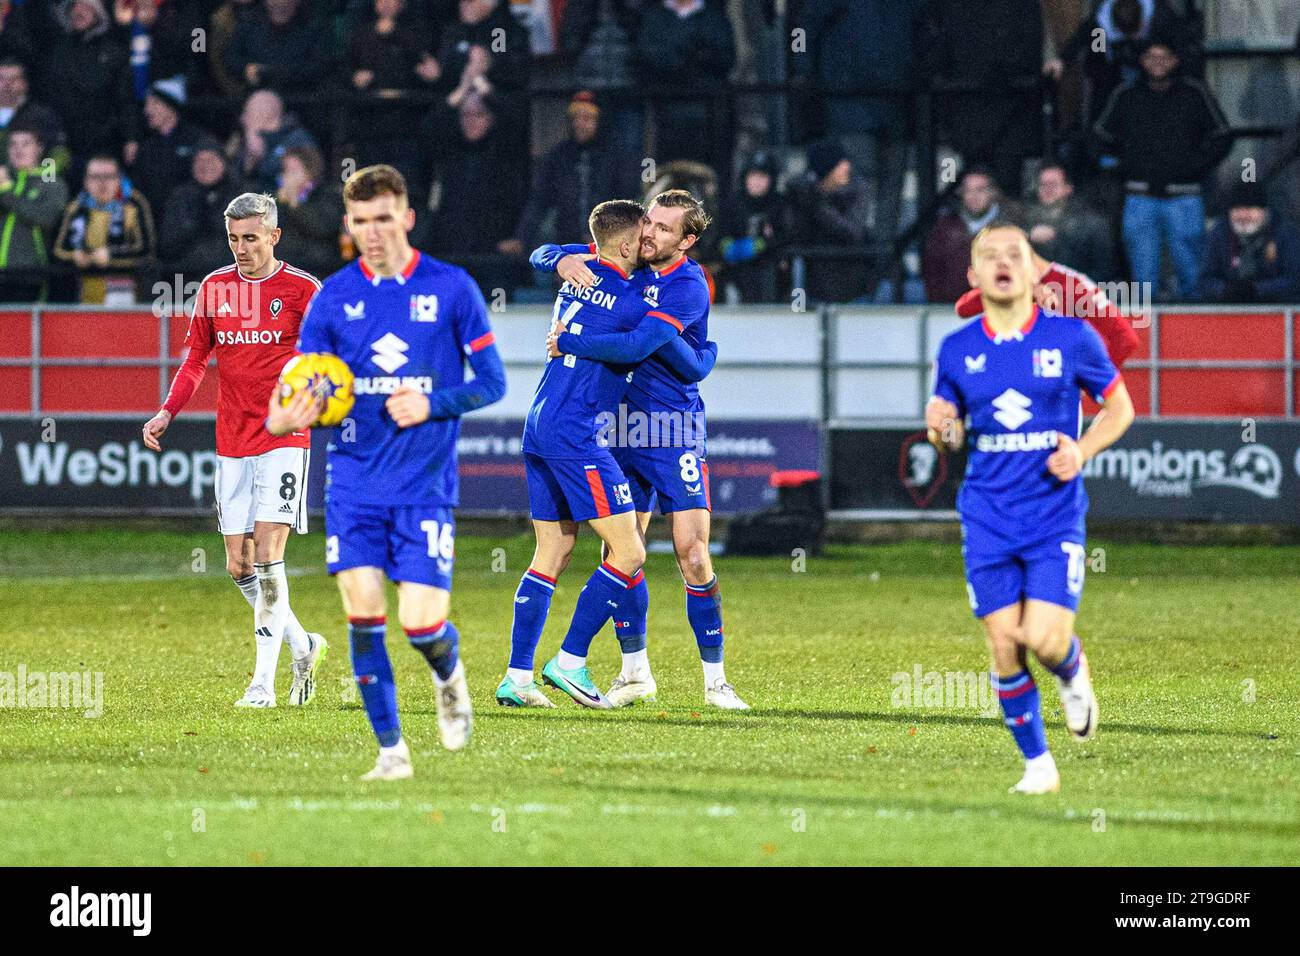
143,189,328,709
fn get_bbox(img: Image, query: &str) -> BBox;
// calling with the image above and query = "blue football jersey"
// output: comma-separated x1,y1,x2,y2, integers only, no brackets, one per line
933,308,1120,535
523,260,649,459
297,251,498,506
623,256,710,416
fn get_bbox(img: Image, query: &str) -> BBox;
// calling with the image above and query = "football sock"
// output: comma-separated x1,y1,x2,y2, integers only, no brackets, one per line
349,617,401,747
992,670,1049,760
685,577,725,679
614,575,650,678
1044,634,1083,683
406,620,460,682
234,570,310,658
508,569,556,676
250,561,290,689
559,563,643,663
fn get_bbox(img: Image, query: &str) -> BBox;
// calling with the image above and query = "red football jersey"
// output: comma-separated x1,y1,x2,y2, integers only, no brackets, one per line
163,261,320,457
954,262,1139,368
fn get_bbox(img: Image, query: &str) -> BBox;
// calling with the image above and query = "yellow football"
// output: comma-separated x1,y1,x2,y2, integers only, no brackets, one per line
278,352,355,427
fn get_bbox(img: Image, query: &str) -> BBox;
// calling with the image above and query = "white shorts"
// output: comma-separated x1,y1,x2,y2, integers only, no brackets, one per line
215,447,310,535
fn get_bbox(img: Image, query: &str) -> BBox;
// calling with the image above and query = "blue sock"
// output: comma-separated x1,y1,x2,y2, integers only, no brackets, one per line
613,575,649,654
685,577,724,664
509,569,556,670
407,619,459,681
349,617,401,747
1044,635,1083,683
560,563,641,659
992,670,1048,759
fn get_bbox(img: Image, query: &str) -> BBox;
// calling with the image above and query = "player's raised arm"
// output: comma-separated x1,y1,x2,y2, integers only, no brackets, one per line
654,337,718,383
143,286,215,451
530,242,598,289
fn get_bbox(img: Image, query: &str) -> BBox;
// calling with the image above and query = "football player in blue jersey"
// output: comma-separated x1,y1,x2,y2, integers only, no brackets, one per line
927,222,1135,794
529,190,750,710
268,165,506,781
497,199,719,709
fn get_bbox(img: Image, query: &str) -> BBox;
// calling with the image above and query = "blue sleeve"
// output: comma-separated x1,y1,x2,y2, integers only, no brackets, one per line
426,273,506,418
557,309,681,363
1074,321,1120,403
931,343,965,416
652,276,709,333
654,337,717,382
529,242,594,273
295,287,334,353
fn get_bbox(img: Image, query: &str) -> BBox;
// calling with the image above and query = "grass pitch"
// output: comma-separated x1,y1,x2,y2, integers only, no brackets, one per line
1,525,1295,866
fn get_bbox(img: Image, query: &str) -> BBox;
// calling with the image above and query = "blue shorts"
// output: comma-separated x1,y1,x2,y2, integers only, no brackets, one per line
325,499,455,590
961,519,1086,619
524,451,635,523
614,444,711,514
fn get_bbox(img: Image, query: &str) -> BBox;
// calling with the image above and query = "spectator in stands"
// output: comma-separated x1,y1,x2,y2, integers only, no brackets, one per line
228,89,318,194
498,91,639,257
343,0,439,200
424,92,525,268
207,0,258,98
273,144,343,280
112,0,206,96
44,0,135,177
559,0,641,155
432,0,530,151
0,2,35,67
223,0,329,98
1044,0,1199,132
1201,181,1300,304
794,0,923,245
635,0,736,170
1024,163,1114,282
717,149,788,303
53,154,155,303
922,165,1018,303
1094,36,1231,301
0,59,69,176
158,140,241,280
126,77,209,222
0,126,69,302
787,138,873,303
917,0,1044,197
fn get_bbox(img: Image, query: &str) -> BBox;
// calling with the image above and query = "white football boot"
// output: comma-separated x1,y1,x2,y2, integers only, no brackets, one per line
434,661,473,751
234,683,275,708
606,673,658,707
704,679,751,710
361,739,414,782
1056,653,1098,740
1009,753,1061,794
287,633,327,706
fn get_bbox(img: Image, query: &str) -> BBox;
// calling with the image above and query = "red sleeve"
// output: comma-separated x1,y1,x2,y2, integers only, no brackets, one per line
1069,274,1139,368
162,309,212,417
954,287,983,318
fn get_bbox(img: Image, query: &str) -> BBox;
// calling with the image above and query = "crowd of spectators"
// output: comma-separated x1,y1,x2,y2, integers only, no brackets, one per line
0,0,1295,306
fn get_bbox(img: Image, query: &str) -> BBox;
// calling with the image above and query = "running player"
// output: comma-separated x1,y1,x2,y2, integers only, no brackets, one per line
498,199,718,708
927,222,1135,794
268,164,506,780
143,192,326,709
530,190,749,710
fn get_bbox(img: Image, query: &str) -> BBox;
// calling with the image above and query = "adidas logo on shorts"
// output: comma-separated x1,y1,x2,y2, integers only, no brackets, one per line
279,502,293,513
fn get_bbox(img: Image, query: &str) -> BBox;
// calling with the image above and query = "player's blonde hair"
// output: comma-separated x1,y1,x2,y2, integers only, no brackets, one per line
224,192,278,230
344,164,408,206
647,189,711,239
970,220,1030,262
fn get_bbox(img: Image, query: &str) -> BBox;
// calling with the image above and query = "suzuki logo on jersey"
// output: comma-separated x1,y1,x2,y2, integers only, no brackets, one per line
410,294,438,322
965,354,986,374
991,388,1033,430
344,301,366,321
370,332,410,373
1033,348,1063,378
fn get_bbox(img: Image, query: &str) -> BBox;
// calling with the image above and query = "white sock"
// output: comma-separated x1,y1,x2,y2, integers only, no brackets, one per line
432,659,462,688
507,667,533,686
621,650,650,680
1027,751,1057,772
251,561,289,688
234,571,311,657
557,650,585,671
380,737,408,758
703,660,726,688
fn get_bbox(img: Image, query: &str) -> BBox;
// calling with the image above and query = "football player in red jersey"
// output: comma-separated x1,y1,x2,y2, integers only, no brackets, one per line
954,250,1140,369
142,192,327,708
